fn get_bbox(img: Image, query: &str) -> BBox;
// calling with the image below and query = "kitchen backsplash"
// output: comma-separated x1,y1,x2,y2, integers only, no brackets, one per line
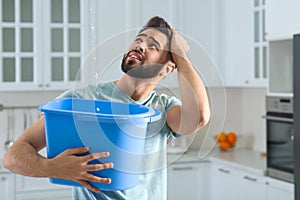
0,108,40,157
0,87,267,159
0,90,62,159
188,87,267,153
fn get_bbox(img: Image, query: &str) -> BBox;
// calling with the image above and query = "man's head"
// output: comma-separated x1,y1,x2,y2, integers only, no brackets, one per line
121,16,175,79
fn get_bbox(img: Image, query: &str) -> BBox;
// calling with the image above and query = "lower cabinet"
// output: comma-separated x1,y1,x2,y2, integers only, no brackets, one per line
15,175,72,200
209,162,294,200
209,162,239,200
0,172,15,200
238,170,266,200
266,177,294,200
2,157,295,200
167,161,208,200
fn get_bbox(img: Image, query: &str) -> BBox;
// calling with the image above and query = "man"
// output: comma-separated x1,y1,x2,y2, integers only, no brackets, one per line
3,16,210,200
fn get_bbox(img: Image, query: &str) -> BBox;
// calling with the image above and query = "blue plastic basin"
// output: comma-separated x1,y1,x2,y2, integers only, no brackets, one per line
40,98,161,191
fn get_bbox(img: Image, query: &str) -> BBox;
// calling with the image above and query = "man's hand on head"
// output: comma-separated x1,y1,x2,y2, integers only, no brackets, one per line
170,29,190,66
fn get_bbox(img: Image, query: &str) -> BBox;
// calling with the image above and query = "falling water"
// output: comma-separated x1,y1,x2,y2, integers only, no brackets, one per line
89,0,99,82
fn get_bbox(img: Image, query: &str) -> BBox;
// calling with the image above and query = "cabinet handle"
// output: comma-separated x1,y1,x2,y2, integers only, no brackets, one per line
38,84,43,87
0,176,6,181
218,168,230,174
173,167,193,171
243,176,257,182
45,83,50,87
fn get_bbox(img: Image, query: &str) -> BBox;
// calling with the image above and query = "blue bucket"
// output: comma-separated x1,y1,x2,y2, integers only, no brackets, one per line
39,98,161,191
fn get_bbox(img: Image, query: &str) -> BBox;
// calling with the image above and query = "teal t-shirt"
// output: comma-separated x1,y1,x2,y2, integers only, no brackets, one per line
56,82,181,200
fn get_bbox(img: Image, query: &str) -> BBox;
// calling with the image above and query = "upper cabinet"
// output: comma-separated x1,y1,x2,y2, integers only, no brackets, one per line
1,0,270,91
0,0,89,91
268,40,293,94
94,0,222,88
220,0,267,87
265,0,300,41
265,0,297,94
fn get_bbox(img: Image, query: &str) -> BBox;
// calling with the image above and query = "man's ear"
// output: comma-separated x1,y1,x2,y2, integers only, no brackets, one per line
165,61,176,75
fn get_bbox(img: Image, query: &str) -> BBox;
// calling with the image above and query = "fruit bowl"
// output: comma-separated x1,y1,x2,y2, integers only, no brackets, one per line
214,132,237,151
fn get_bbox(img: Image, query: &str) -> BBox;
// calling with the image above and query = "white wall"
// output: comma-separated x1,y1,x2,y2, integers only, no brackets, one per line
189,87,267,153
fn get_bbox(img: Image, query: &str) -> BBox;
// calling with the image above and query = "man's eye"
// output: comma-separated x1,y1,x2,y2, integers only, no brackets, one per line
149,44,158,50
135,38,142,43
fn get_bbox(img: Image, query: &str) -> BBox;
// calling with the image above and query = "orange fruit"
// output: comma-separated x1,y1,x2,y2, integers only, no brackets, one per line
217,132,227,143
227,132,237,145
219,141,230,151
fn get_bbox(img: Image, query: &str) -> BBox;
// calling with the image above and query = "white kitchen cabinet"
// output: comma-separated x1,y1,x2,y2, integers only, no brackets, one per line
265,0,300,41
266,177,294,200
15,175,72,200
0,172,15,200
177,0,222,88
16,190,71,200
209,162,239,200
238,170,266,200
0,0,89,91
210,161,269,200
220,0,267,87
167,162,208,200
268,39,293,94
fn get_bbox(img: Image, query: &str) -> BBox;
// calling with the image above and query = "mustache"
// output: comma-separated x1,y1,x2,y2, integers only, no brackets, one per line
124,49,145,62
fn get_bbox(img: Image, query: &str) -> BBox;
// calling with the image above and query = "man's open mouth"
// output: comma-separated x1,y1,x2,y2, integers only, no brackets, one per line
127,50,143,61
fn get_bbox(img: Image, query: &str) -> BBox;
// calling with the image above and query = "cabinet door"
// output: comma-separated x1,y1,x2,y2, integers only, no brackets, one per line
266,177,294,200
265,0,300,41
0,0,40,91
209,162,238,200
0,173,15,200
221,0,253,87
0,0,88,91
43,0,87,90
178,0,222,88
167,162,208,200
238,171,266,200
15,175,72,199
16,190,72,200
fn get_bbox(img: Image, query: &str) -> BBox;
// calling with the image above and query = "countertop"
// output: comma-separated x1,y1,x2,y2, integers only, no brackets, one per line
208,148,267,175
168,148,267,176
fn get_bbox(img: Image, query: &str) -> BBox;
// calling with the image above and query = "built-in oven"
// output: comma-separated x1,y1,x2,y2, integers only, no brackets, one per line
265,95,294,183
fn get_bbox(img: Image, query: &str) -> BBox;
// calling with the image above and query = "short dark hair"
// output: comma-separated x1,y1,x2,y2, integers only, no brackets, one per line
140,16,172,40
140,16,174,63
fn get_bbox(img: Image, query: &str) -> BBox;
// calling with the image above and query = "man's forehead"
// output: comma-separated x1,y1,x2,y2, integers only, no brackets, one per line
138,28,169,46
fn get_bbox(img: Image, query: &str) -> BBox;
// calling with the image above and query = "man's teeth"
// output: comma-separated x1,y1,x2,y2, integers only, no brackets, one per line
130,55,139,60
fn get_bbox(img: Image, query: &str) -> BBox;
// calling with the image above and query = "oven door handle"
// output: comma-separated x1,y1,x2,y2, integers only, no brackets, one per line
262,115,293,122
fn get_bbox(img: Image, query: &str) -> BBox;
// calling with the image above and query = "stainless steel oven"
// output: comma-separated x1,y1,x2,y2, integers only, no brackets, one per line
265,95,294,183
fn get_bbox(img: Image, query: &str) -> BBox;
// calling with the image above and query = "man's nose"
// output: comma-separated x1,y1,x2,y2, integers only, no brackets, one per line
135,44,145,53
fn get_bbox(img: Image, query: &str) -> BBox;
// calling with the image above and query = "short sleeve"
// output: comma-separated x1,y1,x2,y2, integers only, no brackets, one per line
55,85,97,100
155,94,181,139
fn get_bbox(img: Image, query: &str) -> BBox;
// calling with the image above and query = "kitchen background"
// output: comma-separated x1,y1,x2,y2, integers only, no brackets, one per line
0,0,298,199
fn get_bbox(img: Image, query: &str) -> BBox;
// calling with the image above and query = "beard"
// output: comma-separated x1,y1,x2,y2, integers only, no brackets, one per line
121,50,165,79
